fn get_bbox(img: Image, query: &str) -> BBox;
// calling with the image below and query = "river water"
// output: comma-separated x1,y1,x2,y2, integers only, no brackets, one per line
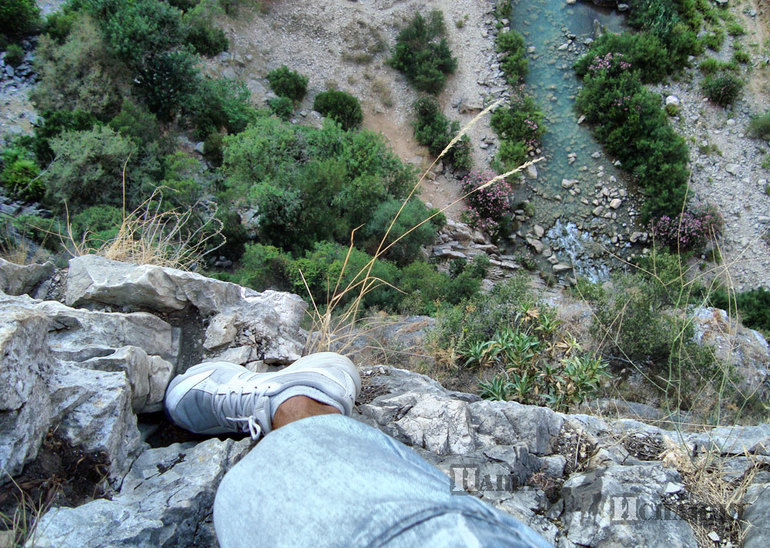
504,0,639,280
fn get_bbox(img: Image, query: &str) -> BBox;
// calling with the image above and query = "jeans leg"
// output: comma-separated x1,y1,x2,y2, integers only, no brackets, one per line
214,414,551,548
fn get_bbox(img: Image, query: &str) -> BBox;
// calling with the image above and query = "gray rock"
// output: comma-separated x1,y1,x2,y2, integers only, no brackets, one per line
65,256,306,364
48,362,143,482
526,237,544,254
469,400,563,456
35,300,179,365
725,163,740,175
560,464,698,546
691,307,770,403
0,259,55,296
0,306,55,480
80,346,174,413
32,438,252,548
744,483,770,547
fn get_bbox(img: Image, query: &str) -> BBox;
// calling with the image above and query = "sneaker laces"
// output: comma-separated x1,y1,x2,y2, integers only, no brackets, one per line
212,382,273,440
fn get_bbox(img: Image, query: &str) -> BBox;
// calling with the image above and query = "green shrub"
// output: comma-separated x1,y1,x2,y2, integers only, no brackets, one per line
71,205,123,248
575,51,690,220
203,131,224,165
411,96,471,170
388,10,457,94
702,28,725,51
290,240,400,311
183,0,228,56
108,100,162,148
186,78,257,138
102,0,184,63
31,16,127,119
495,30,528,84
30,109,98,165
229,243,293,291
702,73,743,107
362,198,443,266
0,0,40,34
665,102,680,116
136,48,198,120
726,22,745,37
748,111,770,139
221,117,416,254
44,8,79,43
42,126,159,213
698,57,734,74
397,257,484,315
313,90,363,130
490,91,544,171
266,65,308,102
268,96,293,120
732,45,750,65
4,43,23,66
0,158,42,201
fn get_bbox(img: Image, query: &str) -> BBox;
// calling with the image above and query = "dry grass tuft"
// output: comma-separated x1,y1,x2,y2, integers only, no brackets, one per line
661,437,758,546
66,187,223,271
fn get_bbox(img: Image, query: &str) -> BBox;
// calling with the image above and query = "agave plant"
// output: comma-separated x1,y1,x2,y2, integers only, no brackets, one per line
478,373,511,401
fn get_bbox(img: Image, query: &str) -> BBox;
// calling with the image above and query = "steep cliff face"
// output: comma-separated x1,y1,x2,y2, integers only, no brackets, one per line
0,256,768,547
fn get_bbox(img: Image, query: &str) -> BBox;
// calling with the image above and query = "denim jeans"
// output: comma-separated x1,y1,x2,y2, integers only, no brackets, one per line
214,414,552,547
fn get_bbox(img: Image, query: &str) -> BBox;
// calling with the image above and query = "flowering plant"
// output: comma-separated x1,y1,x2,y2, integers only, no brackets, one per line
649,204,724,251
460,171,512,237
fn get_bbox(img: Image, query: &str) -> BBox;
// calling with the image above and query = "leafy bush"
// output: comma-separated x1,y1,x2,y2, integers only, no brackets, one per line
135,48,198,120
30,109,99,164
748,110,770,140
0,0,39,34
268,96,293,120
221,117,417,254
42,126,159,214
574,32,672,84
411,96,471,170
460,171,511,237
388,10,457,94
108,100,162,148
575,51,690,220
44,7,79,43
648,204,723,251
266,65,308,102
183,0,228,56
4,43,23,67
228,242,293,291
362,198,443,266
702,28,725,51
490,90,544,170
702,73,743,107
290,241,400,311
398,256,486,315
31,16,128,119
313,90,363,130
186,77,257,138
102,0,183,62
70,205,123,248
0,144,43,202
495,30,528,84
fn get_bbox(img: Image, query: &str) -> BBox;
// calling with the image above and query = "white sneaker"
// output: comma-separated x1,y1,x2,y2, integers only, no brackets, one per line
164,352,360,439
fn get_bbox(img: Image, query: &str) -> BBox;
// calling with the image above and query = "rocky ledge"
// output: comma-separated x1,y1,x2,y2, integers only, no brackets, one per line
0,256,768,547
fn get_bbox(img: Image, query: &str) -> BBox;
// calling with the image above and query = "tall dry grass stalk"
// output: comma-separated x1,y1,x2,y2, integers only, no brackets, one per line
304,99,543,354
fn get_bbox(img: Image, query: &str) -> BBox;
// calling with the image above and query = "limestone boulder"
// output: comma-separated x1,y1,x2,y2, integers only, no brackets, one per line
66,255,306,364
48,362,144,482
558,464,698,547
691,307,770,403
32,438,252,548
743,483,770,548
0,306,55,480
0,258,55,296
80,346,175,413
